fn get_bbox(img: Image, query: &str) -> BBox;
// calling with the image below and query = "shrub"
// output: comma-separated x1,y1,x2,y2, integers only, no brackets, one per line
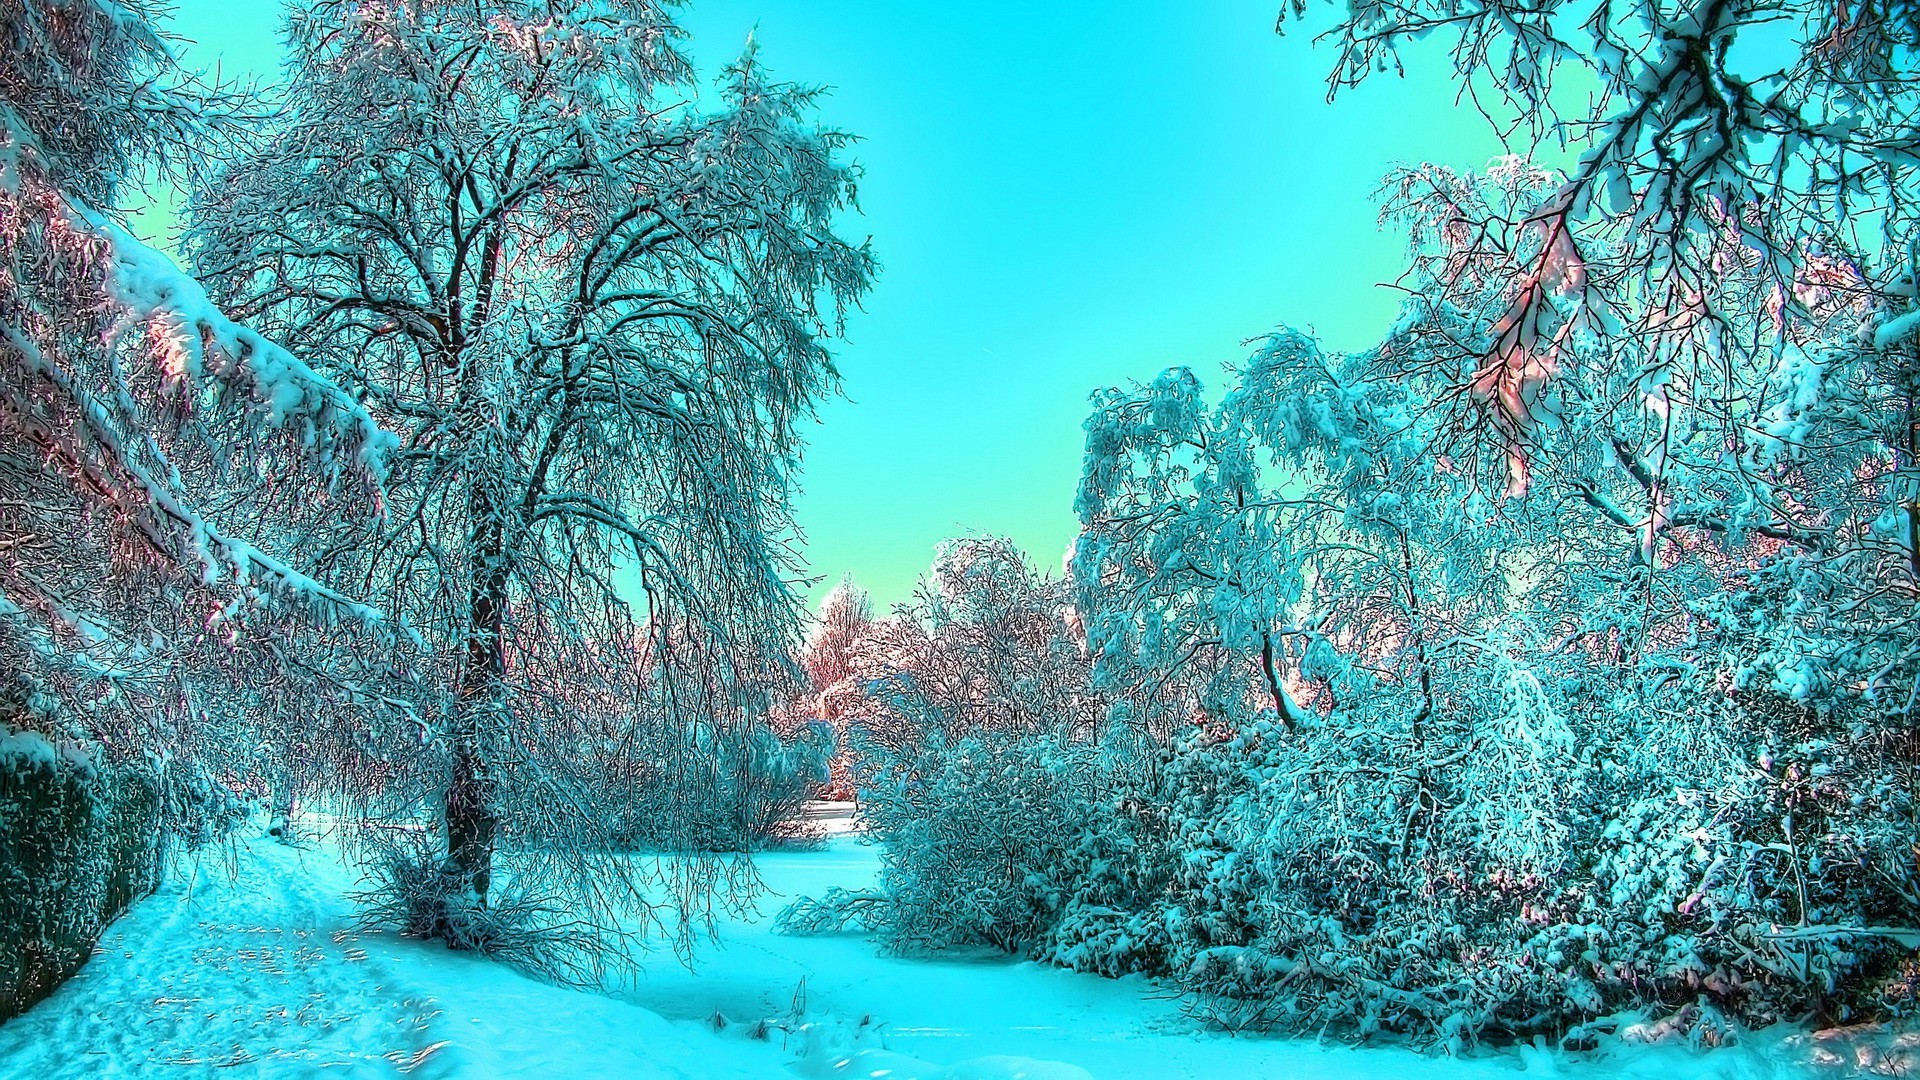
1145,677,1920,1047
352,833,619,987
0,721,162,1020
848,658,1919,1047
860,727,1171,964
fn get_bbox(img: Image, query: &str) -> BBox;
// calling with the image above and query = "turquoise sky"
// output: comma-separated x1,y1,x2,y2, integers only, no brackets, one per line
150,1,1513,610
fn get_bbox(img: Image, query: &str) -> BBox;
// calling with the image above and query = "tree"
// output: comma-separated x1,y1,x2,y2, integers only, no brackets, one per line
0,0,394,812
1287,0,1919,334
1283,0,1920,709
188,0,873,934
1075,366,1320,740
797,575,875,798
843,538,1099,751
804,575,874,706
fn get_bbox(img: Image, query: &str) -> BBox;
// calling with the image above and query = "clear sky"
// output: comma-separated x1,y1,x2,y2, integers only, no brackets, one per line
148,0,1514,610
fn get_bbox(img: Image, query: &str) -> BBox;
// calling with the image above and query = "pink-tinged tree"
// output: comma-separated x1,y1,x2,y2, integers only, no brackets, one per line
0,0,395,803
1284,0,1920,710
188,0,873,938
1286,0,1920,467
804,576,875,709
798,575,875,798
843,538,1100,751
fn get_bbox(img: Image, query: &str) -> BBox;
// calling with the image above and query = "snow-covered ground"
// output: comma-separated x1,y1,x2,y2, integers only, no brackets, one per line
0,818,1892,1079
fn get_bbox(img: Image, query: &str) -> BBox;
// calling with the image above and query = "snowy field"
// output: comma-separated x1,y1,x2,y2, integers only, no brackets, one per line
0,820,1896,1079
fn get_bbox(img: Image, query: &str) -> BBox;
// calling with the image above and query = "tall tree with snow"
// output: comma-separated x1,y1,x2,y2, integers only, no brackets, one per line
1284,0,1920,707
187,0,873,937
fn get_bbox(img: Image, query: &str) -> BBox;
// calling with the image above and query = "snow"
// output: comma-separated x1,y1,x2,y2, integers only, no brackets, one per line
0,723,84,773
0,818,1858,1080
88,210,397,483
0,835,784,1079
1875,309,1920,352
0,124,395,485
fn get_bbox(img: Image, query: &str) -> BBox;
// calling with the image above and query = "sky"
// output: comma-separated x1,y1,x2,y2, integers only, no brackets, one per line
148,0,1515,610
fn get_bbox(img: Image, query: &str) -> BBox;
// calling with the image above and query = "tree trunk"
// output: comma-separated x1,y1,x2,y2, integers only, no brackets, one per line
267,776,295,844
445,703,496,900
446,485,508,903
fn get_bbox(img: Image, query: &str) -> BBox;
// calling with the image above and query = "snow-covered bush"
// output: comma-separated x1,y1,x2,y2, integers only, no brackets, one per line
862,730,1107,953
851,720,1172,966
737,723,838,847
1115,664,1914,1045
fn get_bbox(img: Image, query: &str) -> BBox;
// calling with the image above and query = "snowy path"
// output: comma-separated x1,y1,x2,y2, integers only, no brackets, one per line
0,839,786,1079
0,826,1864,1079
0,842,444,1076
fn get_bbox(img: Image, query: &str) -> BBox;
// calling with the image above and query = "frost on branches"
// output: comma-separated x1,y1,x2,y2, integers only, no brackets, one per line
1058,254,1919,1043
797,139,1920,1042
0,0,395,819
1062,143,1920,1036
186,0,873,952
0,0,405,1016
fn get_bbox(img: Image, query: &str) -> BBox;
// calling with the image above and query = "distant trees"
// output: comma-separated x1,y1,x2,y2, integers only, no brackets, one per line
796,576,874,798
188,0,872,940
805,576,876,698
